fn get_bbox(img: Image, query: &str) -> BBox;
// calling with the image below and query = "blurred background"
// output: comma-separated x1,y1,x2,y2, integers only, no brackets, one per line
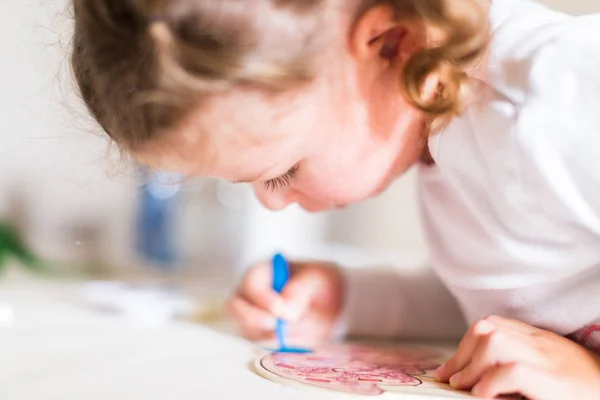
0,0,598,286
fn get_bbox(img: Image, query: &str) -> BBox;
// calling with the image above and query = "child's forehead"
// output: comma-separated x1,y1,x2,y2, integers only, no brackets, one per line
134,89,308,178
197,86,312,142
135,134,296,184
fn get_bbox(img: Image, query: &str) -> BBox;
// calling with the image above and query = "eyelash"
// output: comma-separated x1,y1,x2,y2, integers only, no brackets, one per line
264,164,299,192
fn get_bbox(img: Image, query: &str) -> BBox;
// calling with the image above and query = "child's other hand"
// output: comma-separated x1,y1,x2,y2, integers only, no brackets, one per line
434,315,600,400
226,260,344,343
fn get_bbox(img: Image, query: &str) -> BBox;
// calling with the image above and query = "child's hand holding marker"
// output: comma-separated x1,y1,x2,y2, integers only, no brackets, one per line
226,256,344,344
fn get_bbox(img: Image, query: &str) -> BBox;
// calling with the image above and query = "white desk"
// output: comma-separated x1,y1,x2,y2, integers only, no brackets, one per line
0,270,459,400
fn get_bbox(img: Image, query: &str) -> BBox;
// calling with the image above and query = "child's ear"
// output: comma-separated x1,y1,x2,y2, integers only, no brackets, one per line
349,5,405,63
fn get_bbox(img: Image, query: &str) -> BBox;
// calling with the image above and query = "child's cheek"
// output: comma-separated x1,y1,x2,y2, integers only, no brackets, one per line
298,181,363,207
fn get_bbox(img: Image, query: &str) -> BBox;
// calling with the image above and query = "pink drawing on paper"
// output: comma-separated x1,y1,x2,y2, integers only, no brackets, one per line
259,344,443,396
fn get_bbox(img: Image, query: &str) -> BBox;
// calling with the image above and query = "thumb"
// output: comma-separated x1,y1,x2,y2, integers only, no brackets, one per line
238,262,282,314
279,268,322,322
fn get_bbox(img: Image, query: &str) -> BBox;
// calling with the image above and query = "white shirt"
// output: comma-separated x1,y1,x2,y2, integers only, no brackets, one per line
340,0,600,350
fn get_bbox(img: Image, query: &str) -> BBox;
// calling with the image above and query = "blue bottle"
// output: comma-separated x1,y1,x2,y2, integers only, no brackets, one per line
136,167,183,269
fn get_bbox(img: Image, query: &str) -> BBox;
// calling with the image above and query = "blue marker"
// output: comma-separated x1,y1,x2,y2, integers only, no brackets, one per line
271,253,311,354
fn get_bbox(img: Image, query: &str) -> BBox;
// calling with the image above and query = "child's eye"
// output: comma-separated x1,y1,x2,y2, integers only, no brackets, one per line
264,164,299,192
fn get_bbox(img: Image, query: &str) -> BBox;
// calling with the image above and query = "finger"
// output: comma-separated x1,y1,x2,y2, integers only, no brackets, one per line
472,363,555,400
279,266,323,322
226,296,276,340
435,318,496,382
237,263,282,316
286,320,331,344
450,329,536,390
449,329,507,390
483,315,542,335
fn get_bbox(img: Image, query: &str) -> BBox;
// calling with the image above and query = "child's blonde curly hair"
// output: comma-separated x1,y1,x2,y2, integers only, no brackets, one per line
71,0,489,152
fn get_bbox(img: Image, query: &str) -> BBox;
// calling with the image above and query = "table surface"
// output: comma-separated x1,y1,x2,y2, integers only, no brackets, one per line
0,268,463,400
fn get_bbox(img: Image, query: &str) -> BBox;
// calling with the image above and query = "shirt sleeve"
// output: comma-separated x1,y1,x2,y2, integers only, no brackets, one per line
332,265,468,341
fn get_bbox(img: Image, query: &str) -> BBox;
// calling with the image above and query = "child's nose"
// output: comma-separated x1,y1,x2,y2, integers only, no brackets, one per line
256,187,297,211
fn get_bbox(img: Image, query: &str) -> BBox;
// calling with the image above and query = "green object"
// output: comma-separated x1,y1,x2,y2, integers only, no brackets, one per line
0,221,48,276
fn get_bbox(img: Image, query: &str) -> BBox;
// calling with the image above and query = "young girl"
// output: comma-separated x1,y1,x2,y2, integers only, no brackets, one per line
71,0,600,398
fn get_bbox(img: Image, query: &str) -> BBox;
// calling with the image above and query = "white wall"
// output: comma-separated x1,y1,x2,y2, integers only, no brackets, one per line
0,0,598,277
0,1,135,271
543,0,599,14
